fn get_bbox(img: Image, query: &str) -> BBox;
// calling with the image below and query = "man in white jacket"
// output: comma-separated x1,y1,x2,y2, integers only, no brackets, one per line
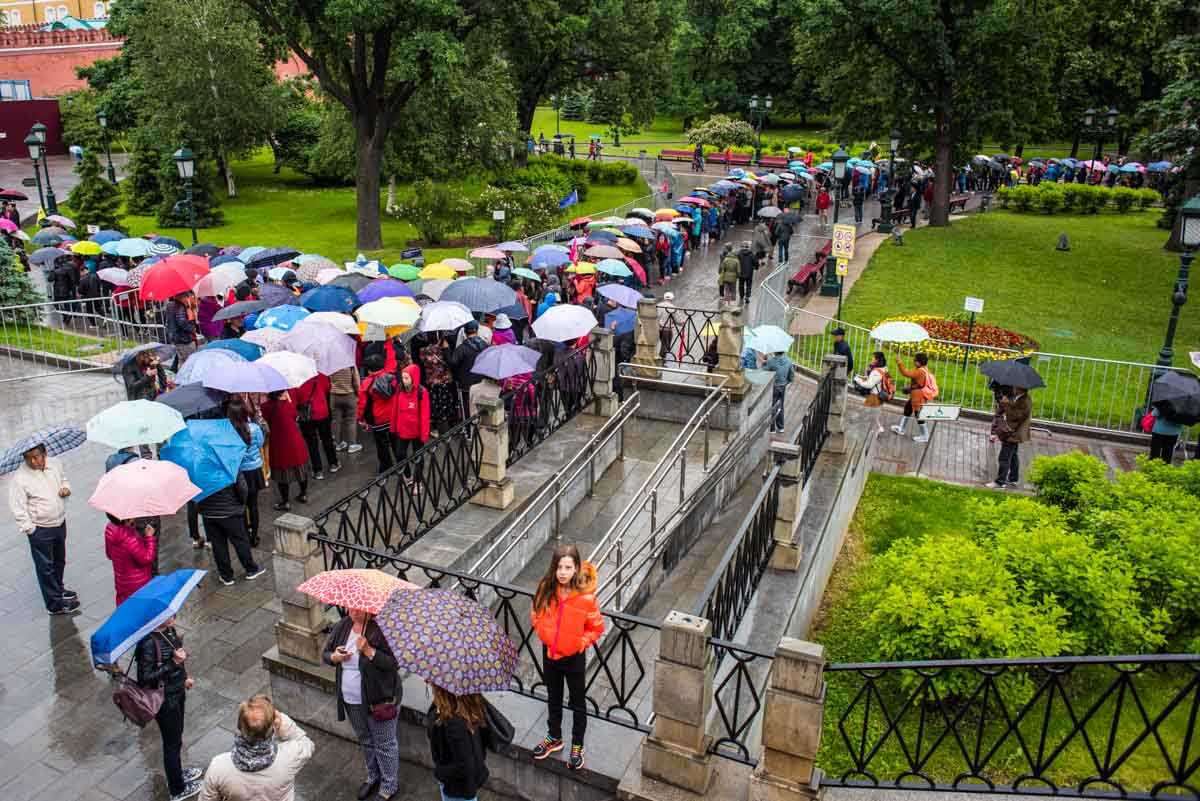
7,443,78,615
200,695,315,801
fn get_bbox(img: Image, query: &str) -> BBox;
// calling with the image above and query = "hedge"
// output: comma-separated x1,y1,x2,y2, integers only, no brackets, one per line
997,183,1160,214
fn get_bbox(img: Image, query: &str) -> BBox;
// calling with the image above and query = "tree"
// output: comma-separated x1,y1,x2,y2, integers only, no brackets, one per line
561,91,591,121
587,75,653,146
0,239,45,318
686,114,757,150
156,150,225,229
123,130,165,215
67,151,122,232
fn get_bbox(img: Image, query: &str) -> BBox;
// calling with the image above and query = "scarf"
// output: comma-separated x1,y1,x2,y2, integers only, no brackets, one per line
231,732,277,773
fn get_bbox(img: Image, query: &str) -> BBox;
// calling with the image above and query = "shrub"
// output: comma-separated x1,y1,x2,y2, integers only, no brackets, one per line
1008,185,1036,212
1027,452,1108,510
477,186,560,238
1058,184,1080,212
1136,188,1160,210
685,114,756,150
996,185,1012,209
1034,185,1064,214
396,178,474,245
1113,186,1138,214
68,150,123,233
1077,184,1109,214
0,239,44,319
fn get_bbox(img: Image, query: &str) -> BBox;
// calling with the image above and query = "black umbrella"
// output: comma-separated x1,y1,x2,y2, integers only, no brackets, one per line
780,185,805,203
155,383,229,419
244,247,300,271
153,235,184,249
185,243,221,258
213,299,269,321
979,359,1045,390
1150,371,1200,425
0,188,29,201
259,283,301,308
779,211,802,226
993,153,1011,162
329,272,374,293
110,343,176,380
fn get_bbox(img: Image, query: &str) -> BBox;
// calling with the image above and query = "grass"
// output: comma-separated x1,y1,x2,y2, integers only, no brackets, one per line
812,473,1194,794
0,322,126,358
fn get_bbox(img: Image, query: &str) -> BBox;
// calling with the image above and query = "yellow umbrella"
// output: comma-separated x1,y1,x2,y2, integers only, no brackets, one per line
420,263,457,280
654,208,678,216
71,241,103,255
358,322,412,340
567,263,597,275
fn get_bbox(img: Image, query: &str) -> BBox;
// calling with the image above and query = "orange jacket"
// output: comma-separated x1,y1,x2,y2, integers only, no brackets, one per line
531,561,605,660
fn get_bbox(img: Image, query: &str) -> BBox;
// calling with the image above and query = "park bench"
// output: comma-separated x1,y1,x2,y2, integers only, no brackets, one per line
787,241,834,295
757,155,789,169
660,149,694,162
727,152,753,166
949,194,969,213
870,207,911,230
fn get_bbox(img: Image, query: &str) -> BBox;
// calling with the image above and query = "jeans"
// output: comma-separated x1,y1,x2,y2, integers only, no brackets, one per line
738,275,753,302
440,786,478,801
156,692,186,796
772,384,787,432
544,649,587,745
331,393,359,446
1150,433,1178,463
345,702,400,796
996,441,1020,484
203,515,259,581
28,522,67,611
853,200,864,223
300,417,339,474
777,238,790,264
187,500,201,543
372,427,395,474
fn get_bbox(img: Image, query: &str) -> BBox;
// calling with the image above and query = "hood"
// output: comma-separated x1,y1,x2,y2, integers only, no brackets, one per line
401,363,420,388
576,561,599,595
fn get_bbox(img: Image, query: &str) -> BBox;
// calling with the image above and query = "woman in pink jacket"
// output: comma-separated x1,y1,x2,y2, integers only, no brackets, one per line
104,515,157,606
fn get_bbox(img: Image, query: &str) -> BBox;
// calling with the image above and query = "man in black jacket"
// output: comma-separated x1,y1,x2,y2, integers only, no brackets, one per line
449,321,487,419
736,243,757,304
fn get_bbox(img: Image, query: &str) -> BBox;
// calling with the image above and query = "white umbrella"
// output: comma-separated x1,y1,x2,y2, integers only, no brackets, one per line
257,351,319,388
241,327,287,351
193,269,241,298
531,304,598,342
420,278,453,301
316,267,344,285
747,325,793,354
304,312,360,336
870,321,930,343
97,267,129,286
757,206,783,218
86,400,186,449
356,298,420,328
419,301,473,332
280,322,357,375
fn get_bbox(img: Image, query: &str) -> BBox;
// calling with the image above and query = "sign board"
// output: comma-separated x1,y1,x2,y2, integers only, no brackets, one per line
918,403,961,422
831,224,856,260
491,209,506,221
835,258,849,277
86,224,100,234
21,178,36,187
964,296,985,314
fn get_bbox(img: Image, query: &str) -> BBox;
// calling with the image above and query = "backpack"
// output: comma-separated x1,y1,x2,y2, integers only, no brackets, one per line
878,369,895,402
370,373,397,400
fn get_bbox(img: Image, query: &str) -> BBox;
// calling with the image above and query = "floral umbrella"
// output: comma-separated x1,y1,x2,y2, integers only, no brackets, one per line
297,569,419,614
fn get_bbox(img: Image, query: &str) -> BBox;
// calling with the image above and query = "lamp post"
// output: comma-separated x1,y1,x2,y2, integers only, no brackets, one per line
878,128,901,234
173,146,198,246
749,94,772,164
1081,106,1118,163
1155,196,1200,372
97,109,117,183
820,146,850,297
23,133,46,211
30,122,57,214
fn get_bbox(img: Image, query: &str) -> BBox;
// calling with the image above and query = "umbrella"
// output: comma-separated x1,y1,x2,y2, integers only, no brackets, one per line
441,277,517,314
244,247,300,271
357,279,414,303
621,225,655,240
678,196,711,208
89,460,199,520
419,301,474,332
1148,161,1173,173
241,327,287,351
596,259,632,277
604,307,636,335
32,230,63,246
89,229,124,244
470,247,507,260
30,247,67,265
159,419,246,501
1150,371,1200,425
495,302,528,321
530,249,572,270
70,240,102,255
598,284,644,308
185,244,221,258
356,298,421,328
441,258,474,272
304,312,361,336
86,400,186,448
0,188,29,201
471,344,542,380
267,266,296,281
747,325,793,354
148,241,179,257
139,255,211,301
210,254,244,268
757,206,783,219
979,359,1045,390
155,383,228,418
110,343,176,379
258,351,319,387
496,241,528,253
1119,162,1145,173
280,322,356,375
193,268,242,298
623,257,647,286
628,208,655,222
0,426,87,475
201,338,263,361
376,588,518,695
585,245,624,260
615,238,642,254
298,569,419,614
175,348,246,385
10,230,30,242
152,235,184,250
329,272,375,293
203,360,289,394
569,216,592,228
869,320,929,343
254,305,311,332
239,246,266,264
419,279,453,301
300,285,359,313
316,268,344,285
512,267,541,282
297,257,338,284
0,219,16,234
213,299,269,321
532,304,597,342
419,263,458,281
90,570,207,667
388,263,421,281
568,263,596,275
586,230,619,243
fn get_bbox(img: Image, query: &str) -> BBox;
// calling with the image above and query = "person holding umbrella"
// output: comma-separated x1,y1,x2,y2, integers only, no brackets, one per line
137,615,203,800
985,386,1032,489
165,291,202,367
227,398,267,547
7,439,79,615
1144,371,1200,463
123,347,172,401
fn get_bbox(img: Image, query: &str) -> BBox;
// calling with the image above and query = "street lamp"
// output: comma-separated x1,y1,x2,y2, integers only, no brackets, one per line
30,122,57,214
1081,106,1118,163
820,146,850,299
749,94,772,164
1154,196,1200,373
878,128,901,234
173,146,198,246
97,109,116,183
23,133,46,211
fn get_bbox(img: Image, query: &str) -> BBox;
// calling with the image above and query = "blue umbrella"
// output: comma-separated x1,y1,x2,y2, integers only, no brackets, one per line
621,225,655,240
201,339,263,361
30,247,67,265
441,277,517,314
89,229,125,244
211,254,245,268
1148,161,1172,173
90,570,207,667
596,259,632,277
530,249,571,270
255,305,311,331
1106,164,1121,174
604,308,636,336
300,285,359,313
586,230,619,243
116,238,153,258
238,246,266,264
32,230,63,246
101,241,122,256
495,302,528,321
153,235,184,250
598,283,643,308
1119,162,1144,173
0,426,87,475
244,247,300,271
160,419,246,501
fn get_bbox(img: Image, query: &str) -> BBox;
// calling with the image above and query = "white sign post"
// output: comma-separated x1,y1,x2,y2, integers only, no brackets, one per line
961,297,984,371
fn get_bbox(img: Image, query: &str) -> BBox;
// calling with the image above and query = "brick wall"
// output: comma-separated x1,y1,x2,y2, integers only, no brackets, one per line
0,26,123,97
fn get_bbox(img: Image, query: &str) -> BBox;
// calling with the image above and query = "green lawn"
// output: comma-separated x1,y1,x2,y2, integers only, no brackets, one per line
0,322,126,359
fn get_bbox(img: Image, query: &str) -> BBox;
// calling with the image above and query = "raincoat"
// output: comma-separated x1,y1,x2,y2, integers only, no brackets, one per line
357,369,395,430
531,561,605,660
293,374,331,421
105,521,156,606
260,397,309,469
389,365,431,444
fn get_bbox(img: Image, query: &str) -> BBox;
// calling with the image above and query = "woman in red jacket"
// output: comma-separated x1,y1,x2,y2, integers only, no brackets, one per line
529,544,604,771
104,515,157,606
260,390,312,510
294,372,340,479
389,364,431,488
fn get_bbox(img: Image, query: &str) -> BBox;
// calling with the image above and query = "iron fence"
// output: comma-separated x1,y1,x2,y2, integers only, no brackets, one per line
798,369,835,480
502,343,597,467
710,638,776,764
311,413,484,553
656,305,723,367
821,654,1200,799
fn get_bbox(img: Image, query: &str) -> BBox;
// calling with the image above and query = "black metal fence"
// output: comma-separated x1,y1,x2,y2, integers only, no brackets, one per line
710,638,776,764
311,413,484,553
656,305,722,367
797,368,834,480
503,343,597,466
821,654,1200,799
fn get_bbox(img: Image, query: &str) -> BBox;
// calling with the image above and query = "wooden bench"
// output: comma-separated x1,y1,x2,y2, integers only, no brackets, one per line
727,152,753,166
660,149,694,162
789,242,833,294
871,208,911,230
949,194,969,213
757,155,789,169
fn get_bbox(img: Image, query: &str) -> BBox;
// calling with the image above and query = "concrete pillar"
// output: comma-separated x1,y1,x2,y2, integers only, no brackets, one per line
821,354,848,454
590,326,618,417
768,442,805,571
632,297,662,378
642,611,716,794
750,638,827,801
714,303,748,397
272,514,328,665
471,395,514,509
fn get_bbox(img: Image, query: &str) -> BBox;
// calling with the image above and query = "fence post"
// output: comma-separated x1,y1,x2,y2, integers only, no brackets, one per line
768,443,805,571
716,303,748,397
271,514,328,664
750,638,826,801
471,395,515,509
641,610,716,794
820,354,847,454
590,326,618,417
632,297,662,378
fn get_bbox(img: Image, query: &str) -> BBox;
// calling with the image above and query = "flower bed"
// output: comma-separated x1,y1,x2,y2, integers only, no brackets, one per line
873,314,1039,362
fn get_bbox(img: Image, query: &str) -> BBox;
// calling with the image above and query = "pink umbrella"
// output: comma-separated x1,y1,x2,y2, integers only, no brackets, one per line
0,219,16,234
89,460,200,519
470,247,507,260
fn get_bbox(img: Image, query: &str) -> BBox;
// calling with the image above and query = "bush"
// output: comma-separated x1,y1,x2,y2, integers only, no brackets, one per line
67,150,122,233
0,239,44,318
1034,184,1064,214
1113,187,1138,214
1008,185,1037,212
1136,188,1160,210
1027,452,1108,510
685,114,756,150
1077,184,1109,214
396,178,474,245
477,186,560,238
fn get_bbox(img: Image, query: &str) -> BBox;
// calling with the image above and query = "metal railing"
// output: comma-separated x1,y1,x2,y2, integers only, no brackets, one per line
710,639,776,765
820,654,1200,799
658,305,723,367
503,343,597,466
312,413,484,553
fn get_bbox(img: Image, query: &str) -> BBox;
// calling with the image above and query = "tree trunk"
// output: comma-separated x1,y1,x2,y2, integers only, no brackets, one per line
220,148,237,198
385,174,397,214
355,118,386,251
930,101,954,227
1070,129,1080,159
515,93,538,167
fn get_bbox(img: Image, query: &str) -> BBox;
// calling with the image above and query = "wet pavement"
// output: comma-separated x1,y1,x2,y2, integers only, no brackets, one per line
0,154,129,225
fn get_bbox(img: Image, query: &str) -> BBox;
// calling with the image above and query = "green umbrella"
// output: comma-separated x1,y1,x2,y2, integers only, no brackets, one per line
388,263,421,281
512,267,542,282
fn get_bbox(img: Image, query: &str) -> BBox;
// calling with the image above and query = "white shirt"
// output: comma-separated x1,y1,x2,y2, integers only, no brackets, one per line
340,634,362,705
7,457,70,535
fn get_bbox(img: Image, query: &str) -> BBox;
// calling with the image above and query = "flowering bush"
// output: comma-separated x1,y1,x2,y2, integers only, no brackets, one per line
872,314,1039,362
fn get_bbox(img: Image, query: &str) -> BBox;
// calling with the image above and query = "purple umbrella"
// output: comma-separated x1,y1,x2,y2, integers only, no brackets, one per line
280,321,357,375
174,349,245,386
356,279,415,303
260,284,300,308
598,284,644,308
202,362,289,394
471,344,542,380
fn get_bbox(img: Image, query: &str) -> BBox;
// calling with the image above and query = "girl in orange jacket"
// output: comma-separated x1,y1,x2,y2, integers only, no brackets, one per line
529,544,604,771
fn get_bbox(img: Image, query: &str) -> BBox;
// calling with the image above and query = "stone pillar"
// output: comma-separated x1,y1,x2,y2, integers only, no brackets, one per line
768,442,805,571
471,395,514,509
590,326,618,417
272,514,328,664
632,297,662,378
821,354,848,454
642,611,716,794
750,638,826,801
715,303,747,397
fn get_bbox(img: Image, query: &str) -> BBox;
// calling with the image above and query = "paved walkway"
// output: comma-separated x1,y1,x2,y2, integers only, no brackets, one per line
0,153,130,224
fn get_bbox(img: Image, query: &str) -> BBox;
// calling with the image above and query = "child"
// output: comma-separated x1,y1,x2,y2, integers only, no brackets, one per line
426,683,490,801
530,545,604,770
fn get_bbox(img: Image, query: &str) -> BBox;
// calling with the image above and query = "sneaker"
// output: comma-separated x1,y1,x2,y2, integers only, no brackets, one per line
245,567,267,581
62,589,78,600
348,443,363,454
330,462,341,473
182,767,203,783
890,424,906,435
314,471,325,480
569,744,585,771
984,481,1006,489
272,502,290,512
218,575,235,587
532,736,563,760
171,779,202,801
296,495,309,504
336,441,348,452
192,537,207,550
49,605,81,616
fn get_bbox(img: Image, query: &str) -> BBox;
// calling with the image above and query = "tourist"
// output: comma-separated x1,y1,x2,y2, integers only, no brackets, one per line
450,321,487,420
323,608,401,801
165,291,201,367
718,243,739,302
816,185,831,228
852,179,866,224
104,515,157,605
294,372,340,479
987,386,1032,488
852,351,892,433
50,257,78,303
1148,406,1184,464
123,348,170,401
891,353,939,443
737,242,757,304
909,181,923,228
831,327,854,376
358,354,399,474
389,365,431,488
763,349,795,434
137,616,202,801
7,442,78,615
219,314,247,340
199,695,315,801
197,470,264,586
260,390,311,510
530,544,604,771
775,211,794,264
227,398,266,547
491,313,516,345
330,365,363,456
426,683,491,801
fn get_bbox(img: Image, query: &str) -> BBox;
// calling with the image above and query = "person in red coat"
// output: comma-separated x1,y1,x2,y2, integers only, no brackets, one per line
389,364,431,489
357,354,398,475
293,373,340,479
104,516,157,606
261,390,312,511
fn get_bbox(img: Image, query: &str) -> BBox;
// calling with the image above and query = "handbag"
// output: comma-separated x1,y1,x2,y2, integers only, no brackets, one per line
370,702,398,722
1141,411,1156,434
112,640,168,727
296,402,313,423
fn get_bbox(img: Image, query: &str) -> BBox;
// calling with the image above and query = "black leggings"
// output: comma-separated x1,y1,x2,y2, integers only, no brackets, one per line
544,650,587,746
300,418,339,473
156,693,186,796
394,437,424,482
1150,433,1178,463
203,515,259,581
278,480,309,504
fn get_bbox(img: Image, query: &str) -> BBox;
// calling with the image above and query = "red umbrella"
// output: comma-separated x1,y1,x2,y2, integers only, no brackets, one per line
624,256,647,286
0,188,29,201
679,196,711,208
569,216,591,229
140,254,211,301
